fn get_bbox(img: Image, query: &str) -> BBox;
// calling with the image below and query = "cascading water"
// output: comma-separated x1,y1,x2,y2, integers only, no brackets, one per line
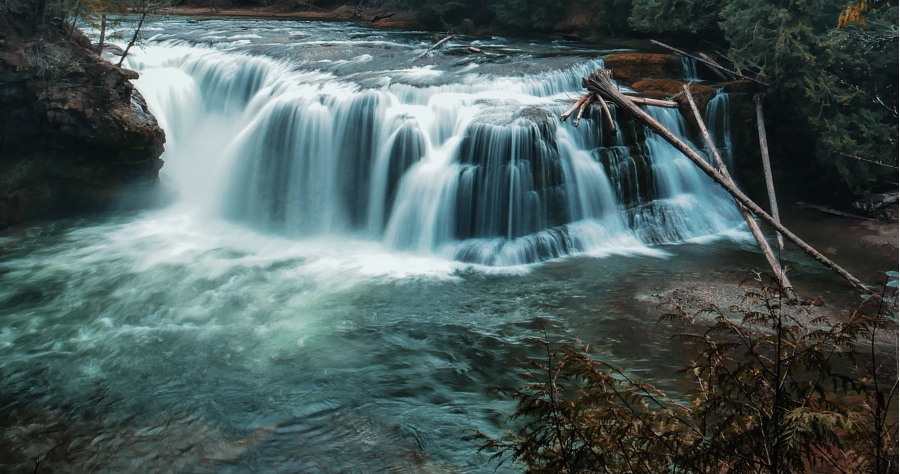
125,33,741,267
682,56,700,81
0,18,797,473
705,89,735,169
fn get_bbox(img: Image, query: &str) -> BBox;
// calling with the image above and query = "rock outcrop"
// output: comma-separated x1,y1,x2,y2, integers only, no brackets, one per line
602,53,682,87
0,8,165,229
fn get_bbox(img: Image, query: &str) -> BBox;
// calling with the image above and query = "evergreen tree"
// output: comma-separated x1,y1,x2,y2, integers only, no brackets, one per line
721,0,898,194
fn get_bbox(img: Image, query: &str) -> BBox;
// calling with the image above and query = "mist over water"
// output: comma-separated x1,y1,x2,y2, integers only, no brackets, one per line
0,18,761,472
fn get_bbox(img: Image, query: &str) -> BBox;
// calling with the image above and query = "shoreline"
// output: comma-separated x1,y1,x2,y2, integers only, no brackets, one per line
156,5,425,30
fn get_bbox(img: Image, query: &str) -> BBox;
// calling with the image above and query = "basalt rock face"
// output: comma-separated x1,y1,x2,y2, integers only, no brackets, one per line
0,9,165,229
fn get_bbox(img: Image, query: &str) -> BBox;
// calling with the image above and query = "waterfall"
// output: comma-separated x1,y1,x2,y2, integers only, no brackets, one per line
127,43,742,266
682,56,700,81
704,90,734,170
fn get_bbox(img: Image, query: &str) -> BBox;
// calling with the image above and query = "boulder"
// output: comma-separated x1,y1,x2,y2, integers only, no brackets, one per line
722,79,760,94
603,53,682,87
631,79,716,114
0,9,166,229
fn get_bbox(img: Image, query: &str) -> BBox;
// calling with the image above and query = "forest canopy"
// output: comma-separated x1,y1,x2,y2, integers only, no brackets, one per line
383,0,899,196
15,0,899,197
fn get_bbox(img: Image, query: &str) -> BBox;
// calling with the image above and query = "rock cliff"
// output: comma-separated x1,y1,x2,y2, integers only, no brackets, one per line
0,8,165,229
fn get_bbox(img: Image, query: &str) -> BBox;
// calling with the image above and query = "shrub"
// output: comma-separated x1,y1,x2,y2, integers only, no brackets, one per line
479,275,898,473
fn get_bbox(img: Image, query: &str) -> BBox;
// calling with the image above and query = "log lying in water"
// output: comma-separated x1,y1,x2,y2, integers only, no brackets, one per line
565,69,872,296
416,34,453,60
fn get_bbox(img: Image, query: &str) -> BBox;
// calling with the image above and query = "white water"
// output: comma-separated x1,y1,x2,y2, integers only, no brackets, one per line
0,19,763,473
124,36,742,266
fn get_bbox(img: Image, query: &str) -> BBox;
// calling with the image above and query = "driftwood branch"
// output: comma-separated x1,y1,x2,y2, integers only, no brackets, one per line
755,94,784,252
595,94,617,134
416,34,453,60
579,69,871,296
573,94,594,127
371,12,394,22
697,52,731,81
797,202,881,222
651,40,769,87
683,84,795,299
623,96,679,108
853,192,899,212
560,94,589,122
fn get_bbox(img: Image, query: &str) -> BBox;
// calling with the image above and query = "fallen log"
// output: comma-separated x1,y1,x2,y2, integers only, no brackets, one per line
798,202,881,222
683,84,795,299
582,69,871,296
624,96,679,108
697,52,731,81
852,191,899,212
573,94,595,127
416,34,453,60
755,94,784,252
650,40,769,87
560,94,590,122
371,12,394,23
595,94,617,134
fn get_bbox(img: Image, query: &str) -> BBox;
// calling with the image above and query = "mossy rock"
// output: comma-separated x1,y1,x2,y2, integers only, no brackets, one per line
722,79,761,94
631,79,715,114
603,53,682,87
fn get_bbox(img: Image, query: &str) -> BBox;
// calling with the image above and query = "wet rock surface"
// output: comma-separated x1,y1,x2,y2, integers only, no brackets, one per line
603,52,682,87
0,9,165,229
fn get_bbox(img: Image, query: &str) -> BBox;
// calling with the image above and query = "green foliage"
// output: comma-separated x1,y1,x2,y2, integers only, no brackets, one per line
387,0,569,31
487,0,565,31
481,276,898,473
628,0,720,34
721,0,898,194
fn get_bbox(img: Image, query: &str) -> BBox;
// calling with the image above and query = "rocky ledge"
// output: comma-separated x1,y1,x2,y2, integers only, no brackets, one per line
0,8,165,229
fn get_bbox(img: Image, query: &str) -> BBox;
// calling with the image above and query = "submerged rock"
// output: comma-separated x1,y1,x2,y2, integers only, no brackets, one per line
0,8,166,229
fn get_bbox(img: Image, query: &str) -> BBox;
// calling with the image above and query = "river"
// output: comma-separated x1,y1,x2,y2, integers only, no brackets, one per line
0,17,859,473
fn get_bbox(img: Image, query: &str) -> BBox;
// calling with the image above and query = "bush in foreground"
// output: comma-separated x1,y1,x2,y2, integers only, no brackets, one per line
479,275,898,473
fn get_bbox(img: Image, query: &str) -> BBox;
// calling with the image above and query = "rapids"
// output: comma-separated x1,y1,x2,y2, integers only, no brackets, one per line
0,17,793,473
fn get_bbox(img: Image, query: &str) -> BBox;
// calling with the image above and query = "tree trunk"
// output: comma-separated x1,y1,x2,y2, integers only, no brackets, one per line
69,0,83,36
34,0,49,26
573,94,594,127
683,84,795,299
755,94,784,252
650,40,768,87
582,69,871,295
118,9,148,68
697,52,731,81
98,12,107,53
595,94,617,134
560,94,589,122
624,96,678,108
